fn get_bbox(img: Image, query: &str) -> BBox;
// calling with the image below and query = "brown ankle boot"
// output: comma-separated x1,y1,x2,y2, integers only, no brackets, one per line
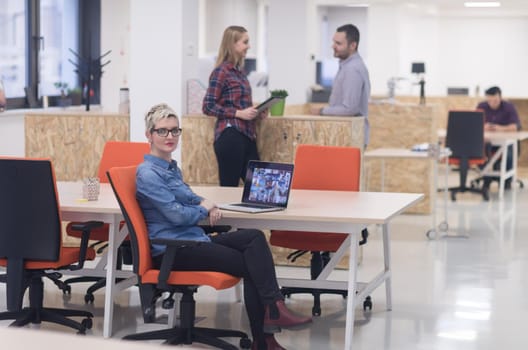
264,299,312,329
252,334,287,350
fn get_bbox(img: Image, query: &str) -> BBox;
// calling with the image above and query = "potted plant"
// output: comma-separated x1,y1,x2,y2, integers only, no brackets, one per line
69,87,83,106
269,89,288,116
54,82,72,107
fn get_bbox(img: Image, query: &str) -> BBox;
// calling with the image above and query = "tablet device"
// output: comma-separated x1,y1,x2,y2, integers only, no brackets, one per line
255,96,283,114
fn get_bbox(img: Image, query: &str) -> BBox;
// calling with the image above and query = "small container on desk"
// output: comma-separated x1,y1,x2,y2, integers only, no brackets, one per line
82,177,100,201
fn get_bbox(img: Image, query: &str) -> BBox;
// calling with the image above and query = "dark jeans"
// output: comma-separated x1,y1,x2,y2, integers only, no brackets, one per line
153,229,283,339
214,127,259,187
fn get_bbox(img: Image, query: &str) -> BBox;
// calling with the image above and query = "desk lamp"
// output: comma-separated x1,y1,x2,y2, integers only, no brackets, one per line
412,62,426,105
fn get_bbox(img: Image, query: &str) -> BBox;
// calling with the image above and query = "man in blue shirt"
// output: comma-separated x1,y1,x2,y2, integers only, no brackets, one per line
311,23,371,145
476,86,521,189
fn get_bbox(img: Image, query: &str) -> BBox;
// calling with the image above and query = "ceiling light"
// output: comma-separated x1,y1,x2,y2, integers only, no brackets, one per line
464,2,501,7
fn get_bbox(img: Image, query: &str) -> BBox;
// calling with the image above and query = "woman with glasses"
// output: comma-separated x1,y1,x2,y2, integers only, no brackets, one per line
137,103,311,350
202,25,267,187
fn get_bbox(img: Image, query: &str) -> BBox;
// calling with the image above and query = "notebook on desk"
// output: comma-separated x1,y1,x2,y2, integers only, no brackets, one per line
218,160,294,213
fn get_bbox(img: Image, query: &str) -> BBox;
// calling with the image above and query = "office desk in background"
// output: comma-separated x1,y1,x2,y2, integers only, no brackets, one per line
194,186,423,349
438,130,528,199
364,147,451,239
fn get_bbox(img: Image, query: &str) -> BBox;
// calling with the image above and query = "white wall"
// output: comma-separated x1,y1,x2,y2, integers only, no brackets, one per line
267,0,314,103
101,0,130,113
99,1,528,120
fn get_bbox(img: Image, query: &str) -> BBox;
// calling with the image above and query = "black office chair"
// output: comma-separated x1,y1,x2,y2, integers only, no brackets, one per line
0,158,103,333
445,110,489,201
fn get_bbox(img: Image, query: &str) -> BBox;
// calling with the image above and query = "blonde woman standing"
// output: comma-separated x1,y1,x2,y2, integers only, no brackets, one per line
203,26,267,187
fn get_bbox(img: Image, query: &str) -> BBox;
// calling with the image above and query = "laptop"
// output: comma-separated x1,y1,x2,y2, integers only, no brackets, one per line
218,160,294,213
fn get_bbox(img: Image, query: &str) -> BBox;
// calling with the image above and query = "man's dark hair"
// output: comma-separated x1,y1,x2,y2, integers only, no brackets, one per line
337,24,360,48
485,86,502,96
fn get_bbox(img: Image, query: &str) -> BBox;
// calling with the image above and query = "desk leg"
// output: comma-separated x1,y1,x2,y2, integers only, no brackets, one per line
512,140,518,187
382,223,392,310
103,218,120,338
499,142,507,199
344,231,359,349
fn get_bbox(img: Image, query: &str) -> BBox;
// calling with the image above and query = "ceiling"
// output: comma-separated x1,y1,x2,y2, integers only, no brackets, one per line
317,0,528,17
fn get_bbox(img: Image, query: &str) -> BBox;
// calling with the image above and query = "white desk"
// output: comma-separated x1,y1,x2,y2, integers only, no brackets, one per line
194,186,423,349
57,182,423,348
57,182,136,339
364,147,451,239
438,130,528,199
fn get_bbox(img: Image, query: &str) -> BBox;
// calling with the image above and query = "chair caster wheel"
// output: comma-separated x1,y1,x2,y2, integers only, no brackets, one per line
162,297,175,309
62,285,72,294
312,306,321,316
81,317,93,330
426,229,436,240
483,190,490,201
84,293,95,304
240,337,252,349
363,296,372,311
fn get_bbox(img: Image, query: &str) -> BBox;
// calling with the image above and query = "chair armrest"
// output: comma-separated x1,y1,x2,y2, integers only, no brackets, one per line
151,238,203,290
68,220,104,270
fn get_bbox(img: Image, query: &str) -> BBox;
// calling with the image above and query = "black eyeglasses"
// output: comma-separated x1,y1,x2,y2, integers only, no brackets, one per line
151,127,183,137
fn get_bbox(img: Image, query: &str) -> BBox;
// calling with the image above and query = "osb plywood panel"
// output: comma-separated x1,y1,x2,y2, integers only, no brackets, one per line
181,115,365,185
181,115,218,184
367,103,438,213
510,99,528,166
257,118,294,163
25,113,129,181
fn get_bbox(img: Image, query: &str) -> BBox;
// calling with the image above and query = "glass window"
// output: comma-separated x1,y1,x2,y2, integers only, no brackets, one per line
0,0,27,98
39,0,79,97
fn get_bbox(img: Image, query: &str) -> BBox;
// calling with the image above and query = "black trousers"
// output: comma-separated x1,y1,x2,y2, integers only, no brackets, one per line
153,229,283,339
214,127,259,187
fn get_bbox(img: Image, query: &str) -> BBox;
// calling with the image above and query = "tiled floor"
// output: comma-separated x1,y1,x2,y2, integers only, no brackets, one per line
2,170,528,349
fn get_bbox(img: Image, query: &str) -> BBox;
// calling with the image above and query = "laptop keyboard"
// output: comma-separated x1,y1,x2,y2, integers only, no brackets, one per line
231,203,275,209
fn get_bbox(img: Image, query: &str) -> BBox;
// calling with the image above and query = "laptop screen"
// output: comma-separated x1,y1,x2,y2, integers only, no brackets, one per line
241,161,294,208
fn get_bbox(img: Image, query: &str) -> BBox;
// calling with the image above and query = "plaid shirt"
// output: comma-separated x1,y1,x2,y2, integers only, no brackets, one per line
202,62,256,141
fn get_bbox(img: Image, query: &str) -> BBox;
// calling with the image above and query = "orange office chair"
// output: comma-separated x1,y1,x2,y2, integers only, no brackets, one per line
445,110,489,201
107,166,251,349
58,141,150,303
0,158,103,333
269,144,370,316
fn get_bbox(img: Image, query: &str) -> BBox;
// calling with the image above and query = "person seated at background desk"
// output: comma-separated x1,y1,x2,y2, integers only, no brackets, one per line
476,86,521,189
310,23,371,146
136,103,311,350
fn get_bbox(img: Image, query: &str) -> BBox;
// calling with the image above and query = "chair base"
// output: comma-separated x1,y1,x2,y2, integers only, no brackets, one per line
132,286,250,349
123,325,251,349
448,186,489,201
0,307,93,334
281,286,347,316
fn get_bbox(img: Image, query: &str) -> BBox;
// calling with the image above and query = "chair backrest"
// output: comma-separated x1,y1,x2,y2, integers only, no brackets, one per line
0,158,61,261
97,141,150,183
446,110,485,159
292,144,361,191
107,166,152,277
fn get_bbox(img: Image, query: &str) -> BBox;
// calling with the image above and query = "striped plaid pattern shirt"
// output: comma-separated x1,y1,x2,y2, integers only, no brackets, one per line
202,62,256,141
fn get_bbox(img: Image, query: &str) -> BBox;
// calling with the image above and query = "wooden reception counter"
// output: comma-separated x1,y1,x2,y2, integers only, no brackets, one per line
25,109,129,181
182,105,435,214
181,114,365,184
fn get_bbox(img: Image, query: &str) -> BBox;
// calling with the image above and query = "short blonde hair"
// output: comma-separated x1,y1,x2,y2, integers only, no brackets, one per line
215,25,247,68
144,103,179,132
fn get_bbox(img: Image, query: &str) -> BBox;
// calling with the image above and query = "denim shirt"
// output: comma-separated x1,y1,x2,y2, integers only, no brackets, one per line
136,154,210,257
